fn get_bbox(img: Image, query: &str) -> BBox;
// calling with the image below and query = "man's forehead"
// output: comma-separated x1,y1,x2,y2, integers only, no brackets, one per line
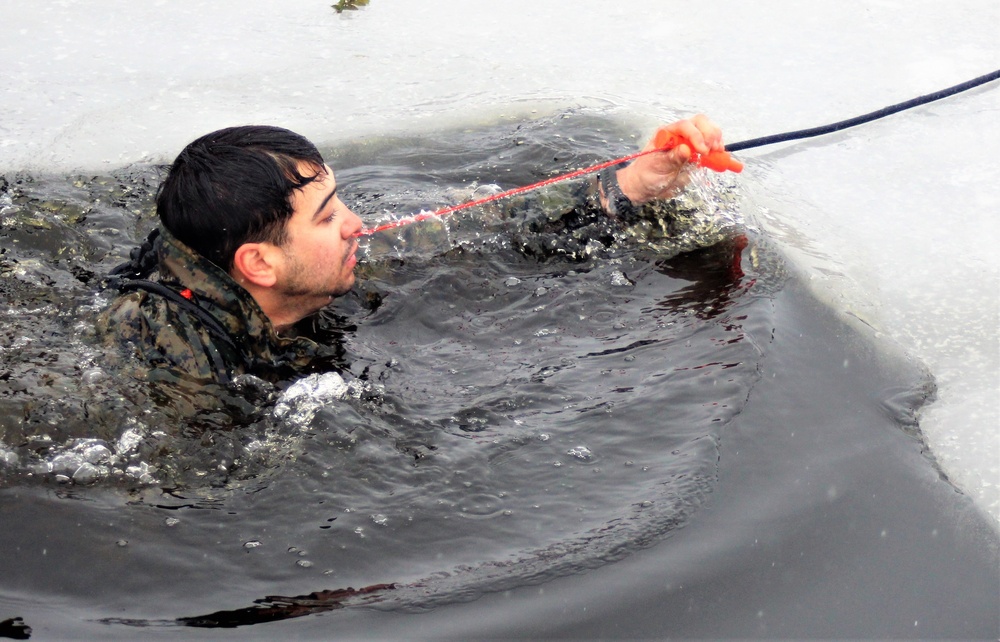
287,162,334,211
299,161,333,182
316,164,337,192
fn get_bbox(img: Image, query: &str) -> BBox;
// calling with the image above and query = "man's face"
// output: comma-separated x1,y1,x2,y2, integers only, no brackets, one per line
274,163,363,315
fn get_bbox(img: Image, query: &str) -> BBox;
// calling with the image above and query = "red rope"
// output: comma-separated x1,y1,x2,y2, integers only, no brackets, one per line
359,136,742,236
358,147,658,236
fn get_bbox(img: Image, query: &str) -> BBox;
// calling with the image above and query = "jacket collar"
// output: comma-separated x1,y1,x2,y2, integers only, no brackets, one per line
155,226,319,359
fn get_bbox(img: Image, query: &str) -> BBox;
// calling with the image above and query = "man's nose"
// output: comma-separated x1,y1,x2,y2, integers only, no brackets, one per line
344,208,364,238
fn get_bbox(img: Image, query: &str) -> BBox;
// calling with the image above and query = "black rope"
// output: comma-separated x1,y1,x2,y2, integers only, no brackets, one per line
727,68,1000,152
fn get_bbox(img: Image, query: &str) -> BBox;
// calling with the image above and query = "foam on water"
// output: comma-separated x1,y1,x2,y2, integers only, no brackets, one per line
273,373,351,425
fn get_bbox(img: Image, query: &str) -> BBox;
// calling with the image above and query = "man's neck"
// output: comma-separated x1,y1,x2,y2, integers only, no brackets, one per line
234,278,325,335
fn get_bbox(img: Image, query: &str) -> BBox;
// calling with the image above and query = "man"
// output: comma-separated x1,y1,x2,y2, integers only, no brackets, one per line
100,116,729,386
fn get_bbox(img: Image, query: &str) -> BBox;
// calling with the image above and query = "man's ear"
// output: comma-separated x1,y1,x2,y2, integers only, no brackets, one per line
231,242,279,288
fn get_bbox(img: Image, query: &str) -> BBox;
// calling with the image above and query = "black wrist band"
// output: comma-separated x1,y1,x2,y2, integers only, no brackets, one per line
599,163,635,219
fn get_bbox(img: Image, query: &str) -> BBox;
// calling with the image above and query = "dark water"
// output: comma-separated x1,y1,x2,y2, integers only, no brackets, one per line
0,112,997,639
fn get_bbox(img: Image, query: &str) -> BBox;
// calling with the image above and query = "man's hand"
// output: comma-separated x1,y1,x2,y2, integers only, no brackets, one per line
612,115,727,206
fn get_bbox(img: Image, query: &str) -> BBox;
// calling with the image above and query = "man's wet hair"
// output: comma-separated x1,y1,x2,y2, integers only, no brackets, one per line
157,125,326,270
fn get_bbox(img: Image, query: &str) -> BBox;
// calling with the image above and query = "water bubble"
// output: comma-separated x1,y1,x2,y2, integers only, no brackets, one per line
296,560,313,568
610,270,634,287
125,462,157,485
81,367,107,385
164,517,179,527
72,462,101,484
273,372,349,424
116,540,128,548
371,514,388,526
116,428,143,455
243,540,262,550
49,440,114,477
504,277,521,287
0,445,18,467
567,446,593,461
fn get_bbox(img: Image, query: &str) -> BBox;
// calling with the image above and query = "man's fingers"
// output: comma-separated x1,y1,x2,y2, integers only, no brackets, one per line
648,116,725,155
672,143,692,164
689,114,724,152
672,119,711,155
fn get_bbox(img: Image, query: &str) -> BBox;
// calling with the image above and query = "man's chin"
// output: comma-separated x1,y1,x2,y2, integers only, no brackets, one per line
329,281,354,299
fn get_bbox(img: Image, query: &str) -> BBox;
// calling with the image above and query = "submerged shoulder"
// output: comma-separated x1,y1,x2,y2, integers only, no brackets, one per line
98,288,217,380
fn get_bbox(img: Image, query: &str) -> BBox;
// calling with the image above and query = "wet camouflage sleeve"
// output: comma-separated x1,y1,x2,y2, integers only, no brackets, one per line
360,170,745,278
362,176,609,261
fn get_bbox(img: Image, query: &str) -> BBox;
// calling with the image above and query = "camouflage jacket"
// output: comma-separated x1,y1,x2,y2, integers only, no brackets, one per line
99,227,345,388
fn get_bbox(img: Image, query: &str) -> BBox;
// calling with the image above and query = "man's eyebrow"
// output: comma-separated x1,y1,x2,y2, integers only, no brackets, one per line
312,183,338,221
